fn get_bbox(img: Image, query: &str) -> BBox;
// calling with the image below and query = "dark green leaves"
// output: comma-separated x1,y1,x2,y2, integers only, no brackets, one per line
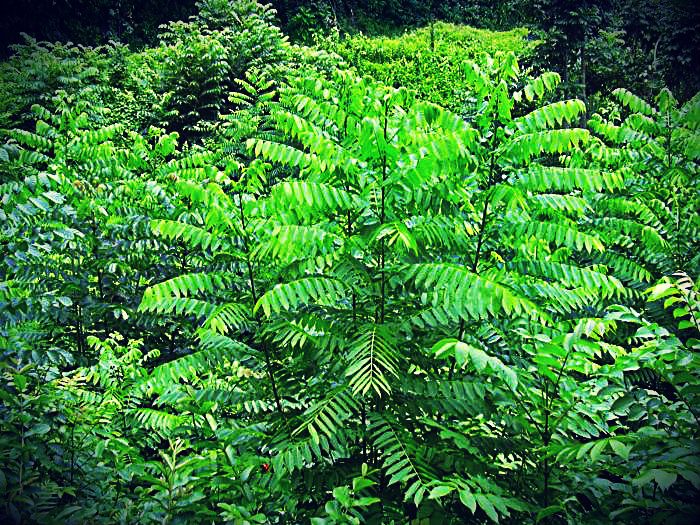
432,338,518,389
408,263,547,321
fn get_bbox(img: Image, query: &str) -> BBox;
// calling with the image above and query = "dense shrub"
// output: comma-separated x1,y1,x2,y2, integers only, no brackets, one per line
1,2,698,524
328,23,537,111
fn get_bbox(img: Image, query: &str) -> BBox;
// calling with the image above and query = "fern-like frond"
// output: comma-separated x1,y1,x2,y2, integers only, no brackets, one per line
137,296,218,317
292,385,359,443
514,99,586,133
501,129,590,164
150,219,226,252
612,88,656,116
267,313,343,353
532,193,590,215
517,165,624,193
254,276,348,316
519,71,561,102
597,251,654,284
404,377,490,417
128,408,186,433
139,334,256,393
202,302,251,334
345,325,399,397
431,338,518,389
254,224,342,262
596,217,668,253
407,263,547,321
267,180,360,217
511,261,625,298
369,414,435,506
522,280,601,315
139,272,234,311
514,220,604,253
271,434,339,473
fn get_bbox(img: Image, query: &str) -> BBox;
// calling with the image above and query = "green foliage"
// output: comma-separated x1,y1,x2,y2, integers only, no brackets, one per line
155,0,289,141
328,22,537,111
1,3,699,524
0,36,117,130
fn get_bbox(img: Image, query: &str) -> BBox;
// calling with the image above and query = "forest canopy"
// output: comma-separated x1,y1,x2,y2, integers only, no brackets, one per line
1,1,699,524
